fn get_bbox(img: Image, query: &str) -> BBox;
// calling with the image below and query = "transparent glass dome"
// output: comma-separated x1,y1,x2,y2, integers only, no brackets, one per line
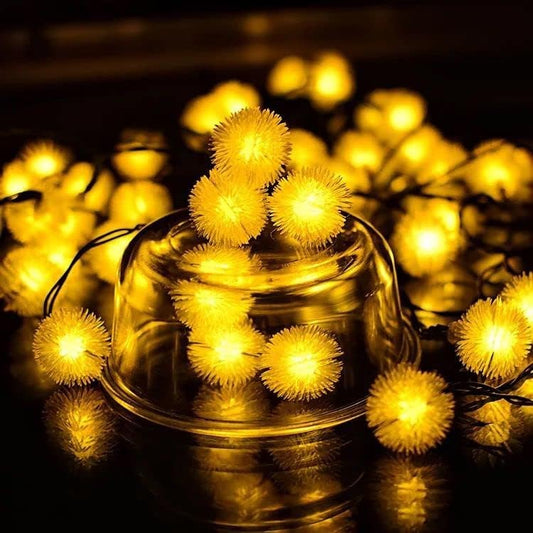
103,208,419,436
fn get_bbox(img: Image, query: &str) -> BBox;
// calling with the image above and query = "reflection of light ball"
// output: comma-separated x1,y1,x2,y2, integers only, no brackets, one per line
501,272,533,328
33,307,111,386
109,181,173,225
260,325,343,401
287,129,328,169
366,364,454,454
19,139,71,178
269,166,350,247
334,130,384,173
267,55,309,96
452,298,531,379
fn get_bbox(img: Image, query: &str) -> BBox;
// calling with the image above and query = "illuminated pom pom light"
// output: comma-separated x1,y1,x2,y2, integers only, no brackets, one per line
44,387,115,466
502,272,533,328
260,325,343,401
33,307,111,386
19,139,71,179
189,171,267,246
334,130,384,173
171,279,253,330
267,55,309,97
181,94,223,136
268,167,350,247
325,156,370,193
210,107,291,188
391,211,461,277
188,321,264,386
308,52,355,110
0,161,37,196
181,243,261,287
366,365,454,454
452,298,531,380
109,181,173,225
416,140,467,185
396,125,441,173
287,129,328,169
212,80,261,118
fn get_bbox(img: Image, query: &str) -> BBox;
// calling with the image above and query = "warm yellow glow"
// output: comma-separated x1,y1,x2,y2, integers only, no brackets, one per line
189,170,267,246
0,160,37,196
267,55,309,97
452,298,532,379
19,140,71,178
308,52,355,110
109,181,173,225
334,130,384,173
260,325,343,401
212,80,261,117
188,320,264,386
391,211,461,277
287,129,328,169
44,387,115,466
396,126,441,172
210,107,290,188
171,279,254,330
33,307,111,386
268,166,351,247
501,272,533,328
416,140,468,185
366,364,454,454
466,399,513,448
325,156,371,193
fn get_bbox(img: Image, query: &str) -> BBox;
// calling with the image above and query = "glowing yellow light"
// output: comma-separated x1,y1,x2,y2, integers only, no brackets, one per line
279,253,339,289
181,94,225,135
516,379,533,419
452,298,532,379
366,364,454,454
308,52,355,110
212,80,261,117
287,129,328,170
466,398,513,448
391,211,461,277
181,243,261,287
334,130,384,173
325,156,371,193
268,166,350,247
33,307,111,386
109,181,173,225
44,387,115,466
267,55,309,97
501,272,533,328
189,171,267,246
85,220,138,284
260,325,343,401
171,279,253,330
19,139,71,178
193,382,269,422
61,162,115,213
210,107,291,188
0,160,38,196
416,140,468,185
188,320,264,386
396,126,441,172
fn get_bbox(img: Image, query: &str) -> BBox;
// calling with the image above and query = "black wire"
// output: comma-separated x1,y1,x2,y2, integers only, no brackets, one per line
0,190,43,205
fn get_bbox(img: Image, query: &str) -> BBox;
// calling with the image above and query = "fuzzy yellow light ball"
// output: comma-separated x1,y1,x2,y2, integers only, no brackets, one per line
33,307,111,386
287,129,328,170
452,298,532,380
210,107,291,188
181,93,225,135
189,170,267,246
267,55,309,97
501,272,533,328
325,156,371,193
188,320,264,386
396,125,441,173
260,325,343,401
366,364,454,454
334,130,384,174
0,160,38,196
416,140,468,185
19,139,71,178
268,166,351,247
212,80,261,117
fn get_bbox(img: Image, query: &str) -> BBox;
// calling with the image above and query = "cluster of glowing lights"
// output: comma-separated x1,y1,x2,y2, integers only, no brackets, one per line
366,365,455,454
501,272,533,327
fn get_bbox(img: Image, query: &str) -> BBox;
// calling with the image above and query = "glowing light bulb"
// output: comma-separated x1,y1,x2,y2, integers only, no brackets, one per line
268,166,351,247
210,107,291,188
267,55,309,97
0,160,37,196
189,170,267,246
325,156,371,193
396,126,441,173
44,387,116,466
334,130,384,173
212,80,261,117
287,129,328,170
181,93,225,135
416,140,468,185
19,139,71,178
260,325,343,401
171,279,254,330
501,272,533,328
452,298,531,379
33,307,111,385
366,364,454,454
109,181,172,225
188,320,264,386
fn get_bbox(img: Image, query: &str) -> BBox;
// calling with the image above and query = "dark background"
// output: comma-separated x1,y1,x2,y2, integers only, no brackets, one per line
3,2,533,531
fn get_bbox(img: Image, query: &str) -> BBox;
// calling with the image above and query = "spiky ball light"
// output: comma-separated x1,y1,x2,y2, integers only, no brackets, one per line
325,156,371,193
287,129,328,170
501,272,533,328
452,298,532,380
268,167,351,247
171,279,254,331
260,325,343,401
189,170,267,246
366,364,454,454
19,139,71,178
33,307,111,386
188,320,264,386
334,130,384,173
210,107,291,188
